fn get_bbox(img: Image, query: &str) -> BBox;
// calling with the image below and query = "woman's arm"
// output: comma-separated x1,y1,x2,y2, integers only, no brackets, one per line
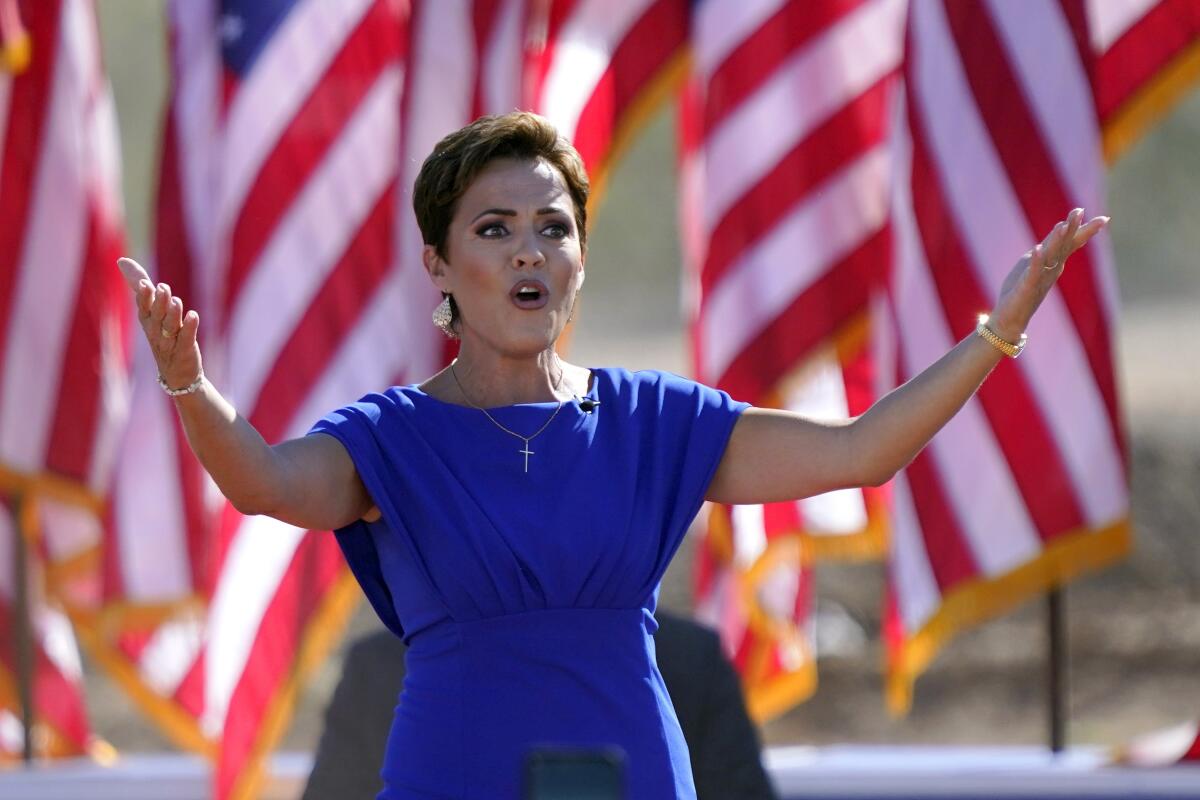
117,258,374,531
707,209,1108,505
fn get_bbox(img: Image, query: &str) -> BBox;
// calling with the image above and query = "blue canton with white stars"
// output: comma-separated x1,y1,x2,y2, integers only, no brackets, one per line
219,0,299,75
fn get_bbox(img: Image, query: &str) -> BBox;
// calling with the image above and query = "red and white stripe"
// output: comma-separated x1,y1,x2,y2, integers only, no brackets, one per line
1081,0,1200,131
685,0,904,718
0,0,127,496
883,0,1129,709
0,0,129,759
687,0,903,398
470,0,529,118
526,0,689,188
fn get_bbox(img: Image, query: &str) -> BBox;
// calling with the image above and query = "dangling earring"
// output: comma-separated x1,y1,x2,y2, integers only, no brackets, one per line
432,295,457,338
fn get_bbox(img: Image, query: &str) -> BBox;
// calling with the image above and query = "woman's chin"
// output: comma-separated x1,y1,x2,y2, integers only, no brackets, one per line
466,321,562,358
508,331,561,356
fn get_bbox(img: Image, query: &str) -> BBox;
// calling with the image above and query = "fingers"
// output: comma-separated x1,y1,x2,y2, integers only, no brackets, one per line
149,283,173,329
1058,208,1086,259
118,258,203,389
135,279,154,318
116,257,151,290
1002,209,1107,332
118,258,173,329
1038,224,1061,264
163,296,184,336
1040,212,1075,264
135,279,193,354
1065,207,1084,240
1072,215,1110,248
177,309,200,350
1037,208,1109,272
118,256,155,319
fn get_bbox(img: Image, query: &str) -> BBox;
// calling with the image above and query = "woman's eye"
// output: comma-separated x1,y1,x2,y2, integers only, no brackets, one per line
542,223,568,238
477,223,507,237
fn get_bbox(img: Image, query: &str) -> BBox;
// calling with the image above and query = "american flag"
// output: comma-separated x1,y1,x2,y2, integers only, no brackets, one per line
683,0,905,719
687,0,1199,720
0,0,129,759
93,2,419,797
881,0,1131,711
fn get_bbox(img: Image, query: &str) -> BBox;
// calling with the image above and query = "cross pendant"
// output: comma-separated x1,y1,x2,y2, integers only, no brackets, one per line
519,442,534,473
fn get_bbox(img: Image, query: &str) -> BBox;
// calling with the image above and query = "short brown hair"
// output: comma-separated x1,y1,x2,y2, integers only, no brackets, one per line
413,112,590,261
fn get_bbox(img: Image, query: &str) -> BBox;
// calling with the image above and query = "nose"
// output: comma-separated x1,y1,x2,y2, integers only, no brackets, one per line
511,228,545,270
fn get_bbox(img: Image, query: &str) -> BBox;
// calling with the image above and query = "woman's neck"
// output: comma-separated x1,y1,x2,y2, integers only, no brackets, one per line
448,347,575,407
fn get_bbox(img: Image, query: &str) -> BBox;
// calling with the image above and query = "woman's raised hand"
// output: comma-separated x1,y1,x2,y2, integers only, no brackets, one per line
114,257,372,528
986,208,1109,342
116,257,203,392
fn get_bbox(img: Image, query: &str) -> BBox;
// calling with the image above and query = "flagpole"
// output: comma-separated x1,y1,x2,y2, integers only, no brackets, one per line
1,0,36,758
1047,587,1067,754
12,488,36,763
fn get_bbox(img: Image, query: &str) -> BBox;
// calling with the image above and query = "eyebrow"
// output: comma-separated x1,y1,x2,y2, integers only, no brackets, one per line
470,206,568,223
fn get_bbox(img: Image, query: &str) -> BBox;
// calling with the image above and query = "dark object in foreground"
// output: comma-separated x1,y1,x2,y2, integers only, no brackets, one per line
525,746,625,800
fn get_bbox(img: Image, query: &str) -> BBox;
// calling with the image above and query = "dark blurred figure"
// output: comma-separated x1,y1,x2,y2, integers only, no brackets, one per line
303,611,778,799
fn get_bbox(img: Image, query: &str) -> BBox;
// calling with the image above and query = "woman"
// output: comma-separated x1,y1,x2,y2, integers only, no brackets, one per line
117,112,1107,799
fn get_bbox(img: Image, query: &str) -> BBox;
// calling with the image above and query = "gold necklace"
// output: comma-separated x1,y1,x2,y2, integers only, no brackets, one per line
450,361,568,473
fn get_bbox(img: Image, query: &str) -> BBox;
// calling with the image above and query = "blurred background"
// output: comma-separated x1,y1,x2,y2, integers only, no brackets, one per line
83,0,1200,760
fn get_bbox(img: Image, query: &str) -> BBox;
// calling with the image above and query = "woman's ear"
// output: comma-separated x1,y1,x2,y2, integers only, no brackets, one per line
423,244,450,293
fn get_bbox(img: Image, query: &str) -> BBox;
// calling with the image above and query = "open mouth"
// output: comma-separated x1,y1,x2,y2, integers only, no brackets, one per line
510,280,549,309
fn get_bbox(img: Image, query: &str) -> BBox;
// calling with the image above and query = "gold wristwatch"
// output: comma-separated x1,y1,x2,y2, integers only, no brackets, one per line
975,314,1027,358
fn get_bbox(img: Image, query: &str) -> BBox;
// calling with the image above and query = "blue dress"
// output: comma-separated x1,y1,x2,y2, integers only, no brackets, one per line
308,367,748,799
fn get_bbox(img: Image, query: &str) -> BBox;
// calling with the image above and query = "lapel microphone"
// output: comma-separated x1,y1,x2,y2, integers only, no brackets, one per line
577,397,601,414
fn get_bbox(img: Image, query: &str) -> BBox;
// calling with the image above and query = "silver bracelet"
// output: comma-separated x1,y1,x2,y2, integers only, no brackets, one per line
158,370,205,397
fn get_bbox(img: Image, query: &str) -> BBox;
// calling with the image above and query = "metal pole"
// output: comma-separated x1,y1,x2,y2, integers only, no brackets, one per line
12,490,36,763
1047,587,1067,754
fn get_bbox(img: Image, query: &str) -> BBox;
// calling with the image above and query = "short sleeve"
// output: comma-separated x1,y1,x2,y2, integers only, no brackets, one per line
627,371,749,577
307,396,407,640
655,372,749,535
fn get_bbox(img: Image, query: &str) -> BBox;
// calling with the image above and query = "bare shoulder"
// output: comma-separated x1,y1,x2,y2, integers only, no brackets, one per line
416,367,455,403
563,361,594,396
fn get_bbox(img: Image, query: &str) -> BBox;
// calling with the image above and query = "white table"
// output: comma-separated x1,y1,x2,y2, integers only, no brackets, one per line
3,746,1200,799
